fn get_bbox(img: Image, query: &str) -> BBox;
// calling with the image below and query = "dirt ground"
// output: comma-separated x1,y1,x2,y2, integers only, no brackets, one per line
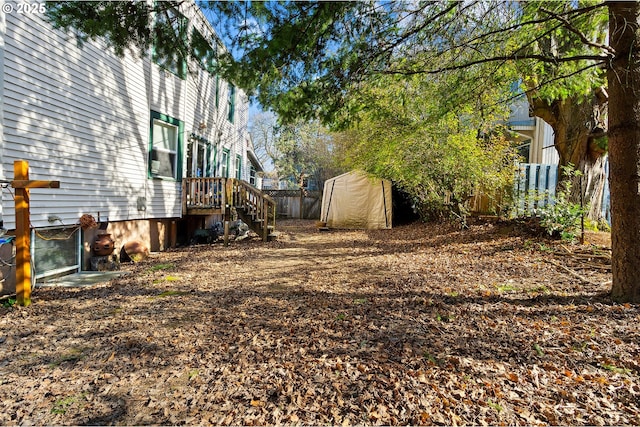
0,219,637,425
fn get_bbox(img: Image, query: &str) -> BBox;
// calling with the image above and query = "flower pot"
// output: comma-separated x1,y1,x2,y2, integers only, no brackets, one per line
93,233,115,256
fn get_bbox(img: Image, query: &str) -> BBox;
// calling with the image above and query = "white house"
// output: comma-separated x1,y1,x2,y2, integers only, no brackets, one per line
0,2,265,289
507,94,559,164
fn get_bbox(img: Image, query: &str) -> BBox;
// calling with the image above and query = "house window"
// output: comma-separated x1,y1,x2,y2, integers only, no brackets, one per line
517,139,531,163
235,154,242,180
33,226,80,281
249,166,257,186
220,148,230,178
153,4,187,79
227,84,235,122
149,111,183,180
191,29,217,74
187,135,213,178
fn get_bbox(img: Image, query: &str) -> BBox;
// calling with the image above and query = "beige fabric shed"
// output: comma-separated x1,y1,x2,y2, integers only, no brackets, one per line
320,171,392,229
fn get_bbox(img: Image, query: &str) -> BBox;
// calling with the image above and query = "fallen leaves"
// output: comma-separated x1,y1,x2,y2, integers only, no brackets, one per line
0,219,637,425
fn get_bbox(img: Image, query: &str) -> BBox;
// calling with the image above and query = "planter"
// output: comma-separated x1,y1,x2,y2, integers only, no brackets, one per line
92,233,115,256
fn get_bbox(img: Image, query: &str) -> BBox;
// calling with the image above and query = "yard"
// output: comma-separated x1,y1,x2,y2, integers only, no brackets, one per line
0,219,638,425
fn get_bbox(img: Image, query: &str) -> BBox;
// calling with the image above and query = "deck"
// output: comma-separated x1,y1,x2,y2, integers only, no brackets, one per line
182,177,277,241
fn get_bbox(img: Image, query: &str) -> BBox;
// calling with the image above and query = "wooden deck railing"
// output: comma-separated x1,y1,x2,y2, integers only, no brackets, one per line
183,177,226,209
182,177,276,241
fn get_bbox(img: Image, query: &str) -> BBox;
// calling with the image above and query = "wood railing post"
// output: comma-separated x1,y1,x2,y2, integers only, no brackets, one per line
14,161,31,307
11,160,60,306
262,198,268,241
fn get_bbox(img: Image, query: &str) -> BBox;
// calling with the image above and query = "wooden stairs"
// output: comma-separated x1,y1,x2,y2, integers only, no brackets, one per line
229,179,277,241
182,177,277,242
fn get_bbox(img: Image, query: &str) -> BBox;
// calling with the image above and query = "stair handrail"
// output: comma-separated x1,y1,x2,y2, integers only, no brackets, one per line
228,178,276,240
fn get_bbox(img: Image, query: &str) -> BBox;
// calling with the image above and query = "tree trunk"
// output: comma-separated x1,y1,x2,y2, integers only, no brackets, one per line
583,154,608,222
608,1,640,302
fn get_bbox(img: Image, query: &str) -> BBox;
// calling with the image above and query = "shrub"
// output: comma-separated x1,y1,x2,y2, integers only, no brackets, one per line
537,166,586,241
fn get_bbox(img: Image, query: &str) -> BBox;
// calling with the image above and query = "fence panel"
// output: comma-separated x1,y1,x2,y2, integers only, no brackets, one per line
263,189,322,220
514,163,558,216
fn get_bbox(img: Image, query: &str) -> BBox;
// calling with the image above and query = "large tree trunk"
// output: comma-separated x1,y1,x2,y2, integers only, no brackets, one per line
608,1,640,302
528,93,608,223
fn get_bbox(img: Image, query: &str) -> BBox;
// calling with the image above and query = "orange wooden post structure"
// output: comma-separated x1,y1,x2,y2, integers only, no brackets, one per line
11,160,60,306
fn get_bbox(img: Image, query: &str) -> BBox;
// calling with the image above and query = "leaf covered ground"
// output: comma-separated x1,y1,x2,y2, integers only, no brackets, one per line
0,219,638,425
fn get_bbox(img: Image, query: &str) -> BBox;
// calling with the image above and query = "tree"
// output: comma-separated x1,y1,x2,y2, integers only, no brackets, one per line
43,1,640,300
607,2,640,302
333,72,517,223
273,120,344,191
514,2,610,222
248,111,280,170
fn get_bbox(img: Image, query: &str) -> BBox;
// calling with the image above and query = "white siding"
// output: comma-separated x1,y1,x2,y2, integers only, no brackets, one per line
3,12,153,230
0,8,6,200
541,120,559,164
1,4,251,230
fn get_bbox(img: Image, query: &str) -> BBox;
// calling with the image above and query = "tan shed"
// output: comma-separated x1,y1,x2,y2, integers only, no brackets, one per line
320,171,392,229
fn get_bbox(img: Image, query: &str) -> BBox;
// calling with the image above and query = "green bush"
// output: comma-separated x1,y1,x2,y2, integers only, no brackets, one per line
537,166,586,241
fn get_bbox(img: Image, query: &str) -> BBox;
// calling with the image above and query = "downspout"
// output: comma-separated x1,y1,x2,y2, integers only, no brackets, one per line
181,18,189,216
144,12,154,222
0,9,6,222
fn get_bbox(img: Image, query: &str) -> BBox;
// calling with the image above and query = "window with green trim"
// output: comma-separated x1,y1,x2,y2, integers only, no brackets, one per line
191,28,217,74
227,84,235,122
153,4,187,79
187,134,213,178
221,148,230,178
249,166,257,186
235,154,242,179
149,111,183,180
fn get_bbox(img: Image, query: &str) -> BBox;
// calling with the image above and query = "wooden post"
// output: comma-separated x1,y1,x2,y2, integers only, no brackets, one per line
11,160,60,307
300,188,304,219
223,221,230,247
14,161,30,307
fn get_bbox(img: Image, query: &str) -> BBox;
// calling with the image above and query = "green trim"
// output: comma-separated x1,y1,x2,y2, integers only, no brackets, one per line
211,144,217,177
215,75,220,108
187,133,213,178
192,28,217,75
149,111,184,181
227,84,235,123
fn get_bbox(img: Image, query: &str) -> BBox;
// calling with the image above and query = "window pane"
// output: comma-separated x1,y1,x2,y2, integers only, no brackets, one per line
151,149,177,178
192,29,216,74
153,120,177,151
33,227,79,279
151,119,178,178
221,150,229,177
153,6,187,78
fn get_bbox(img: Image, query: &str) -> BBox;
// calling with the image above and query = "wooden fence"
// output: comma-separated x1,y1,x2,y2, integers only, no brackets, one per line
263,189,322,220
513,163,558,216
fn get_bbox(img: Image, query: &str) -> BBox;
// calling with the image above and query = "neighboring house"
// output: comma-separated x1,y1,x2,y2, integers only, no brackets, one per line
507,95,559,164
506,94,611,223
0,2,267,287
